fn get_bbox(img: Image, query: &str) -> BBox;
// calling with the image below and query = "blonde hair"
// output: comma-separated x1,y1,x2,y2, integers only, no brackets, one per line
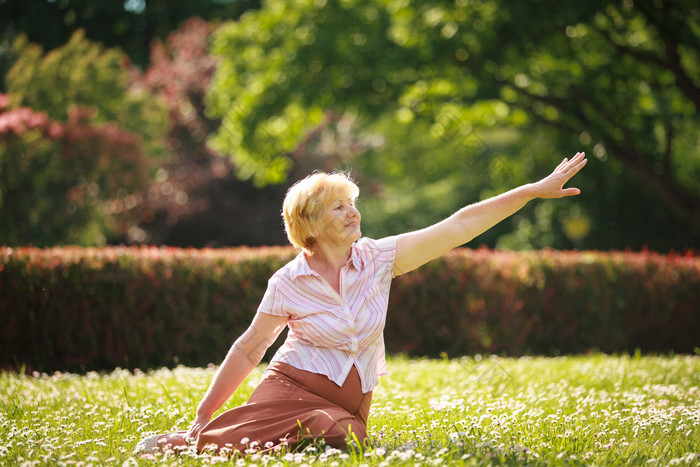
283,171,359,252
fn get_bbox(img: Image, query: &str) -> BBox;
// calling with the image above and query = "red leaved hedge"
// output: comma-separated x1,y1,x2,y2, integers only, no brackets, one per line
386,248,699,357
1,246,294,372
1,246,698,372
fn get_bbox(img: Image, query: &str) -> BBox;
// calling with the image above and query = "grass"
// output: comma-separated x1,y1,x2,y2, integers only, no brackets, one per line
1,354,699,465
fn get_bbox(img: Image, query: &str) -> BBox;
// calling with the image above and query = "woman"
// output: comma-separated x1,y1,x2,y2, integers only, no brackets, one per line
134,152,587,455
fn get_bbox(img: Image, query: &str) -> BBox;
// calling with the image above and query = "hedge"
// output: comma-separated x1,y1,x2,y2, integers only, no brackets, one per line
1,246,698,372
385,248,700,358
1,246,293,373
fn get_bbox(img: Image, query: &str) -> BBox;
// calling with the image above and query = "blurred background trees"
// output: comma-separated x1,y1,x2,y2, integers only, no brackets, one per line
0,0,698,251
0,30,163,246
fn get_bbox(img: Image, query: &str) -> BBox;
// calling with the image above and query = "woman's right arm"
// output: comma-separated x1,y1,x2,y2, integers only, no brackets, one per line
186,312,288,440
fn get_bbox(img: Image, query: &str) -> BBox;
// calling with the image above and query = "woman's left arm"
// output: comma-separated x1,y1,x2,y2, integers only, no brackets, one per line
393,152,587,276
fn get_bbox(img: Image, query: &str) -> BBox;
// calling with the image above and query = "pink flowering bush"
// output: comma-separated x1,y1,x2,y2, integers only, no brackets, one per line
0,95,150,246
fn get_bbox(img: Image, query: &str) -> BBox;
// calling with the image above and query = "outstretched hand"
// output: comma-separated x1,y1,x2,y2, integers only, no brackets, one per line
533,152,588,199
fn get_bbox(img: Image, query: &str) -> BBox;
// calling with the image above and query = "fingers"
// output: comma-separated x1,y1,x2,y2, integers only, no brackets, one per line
541,152,586,198
555,152,585,173
570,152,586,166
570,151,586,165
560,187,581,197
558,152,586,177
565,153,587,177
185,423,203,442
554,157,569,172
558,153,586,197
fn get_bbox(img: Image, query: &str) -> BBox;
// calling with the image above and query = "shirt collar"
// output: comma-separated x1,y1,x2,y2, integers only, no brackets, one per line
349,242,363,270
289,252,313,281
289,243,362,281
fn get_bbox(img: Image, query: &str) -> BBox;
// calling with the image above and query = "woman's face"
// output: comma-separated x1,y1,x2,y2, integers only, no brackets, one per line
315,196,361,248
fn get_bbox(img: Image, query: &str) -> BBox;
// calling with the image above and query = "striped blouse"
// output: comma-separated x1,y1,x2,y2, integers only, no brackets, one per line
257,237,396,393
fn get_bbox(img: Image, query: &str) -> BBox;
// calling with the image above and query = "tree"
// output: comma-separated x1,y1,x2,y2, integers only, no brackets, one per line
121,18,381,247
0,31,168,246
0,96,150,246
491,0,700,230
5,30,167,159
206,0,430,185
119,17,289,246
206,0,699,250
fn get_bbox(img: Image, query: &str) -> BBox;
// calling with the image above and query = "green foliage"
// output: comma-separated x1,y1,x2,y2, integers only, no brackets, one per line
0,31,171,246
5,30,167,158
4,1,697,251
355,116,527,244
207,0,507,185
492,0,700,229
0,29,21,94
208,0,700,250
2,246,698,373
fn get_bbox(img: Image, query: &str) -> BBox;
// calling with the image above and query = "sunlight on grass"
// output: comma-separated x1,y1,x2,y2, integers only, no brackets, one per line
1,355,698,465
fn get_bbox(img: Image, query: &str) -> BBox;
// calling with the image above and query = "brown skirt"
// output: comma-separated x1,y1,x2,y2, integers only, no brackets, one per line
196,362,372,453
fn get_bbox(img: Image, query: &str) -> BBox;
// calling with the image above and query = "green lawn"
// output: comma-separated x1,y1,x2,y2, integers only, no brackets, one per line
2,354,698,465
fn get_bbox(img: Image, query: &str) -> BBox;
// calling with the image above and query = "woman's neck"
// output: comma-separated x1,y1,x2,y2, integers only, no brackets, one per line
305,243,351,275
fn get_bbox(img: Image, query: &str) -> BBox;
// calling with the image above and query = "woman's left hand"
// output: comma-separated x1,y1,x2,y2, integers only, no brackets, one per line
532,152,588,199
185,415,210,443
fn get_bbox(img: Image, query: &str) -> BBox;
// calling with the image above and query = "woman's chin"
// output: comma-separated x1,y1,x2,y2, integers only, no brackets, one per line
350,227,362,242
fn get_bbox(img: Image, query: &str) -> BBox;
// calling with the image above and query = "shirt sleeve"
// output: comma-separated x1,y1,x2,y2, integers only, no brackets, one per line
256,276,287,317
357,236,397,279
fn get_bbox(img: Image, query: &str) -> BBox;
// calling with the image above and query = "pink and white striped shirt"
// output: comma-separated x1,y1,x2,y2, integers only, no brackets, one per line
257,237,396,393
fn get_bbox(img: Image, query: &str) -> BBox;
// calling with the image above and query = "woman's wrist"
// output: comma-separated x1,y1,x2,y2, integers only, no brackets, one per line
521,182,542,200
195,402,215,421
